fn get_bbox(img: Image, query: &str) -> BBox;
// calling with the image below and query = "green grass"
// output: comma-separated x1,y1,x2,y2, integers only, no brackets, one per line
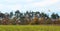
0,25,60,31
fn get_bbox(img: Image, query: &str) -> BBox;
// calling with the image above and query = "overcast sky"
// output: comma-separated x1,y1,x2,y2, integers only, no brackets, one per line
0,0,60,15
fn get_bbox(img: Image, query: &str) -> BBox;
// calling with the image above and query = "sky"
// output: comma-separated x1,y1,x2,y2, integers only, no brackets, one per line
0,0,60,16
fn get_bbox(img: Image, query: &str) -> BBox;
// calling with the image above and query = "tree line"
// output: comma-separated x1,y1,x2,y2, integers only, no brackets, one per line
0,10,60,25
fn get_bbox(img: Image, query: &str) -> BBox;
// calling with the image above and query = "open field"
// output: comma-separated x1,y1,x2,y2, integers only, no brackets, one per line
0,25,60,31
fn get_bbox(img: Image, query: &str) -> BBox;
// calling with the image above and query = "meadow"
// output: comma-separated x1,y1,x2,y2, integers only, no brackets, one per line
0,25,60,31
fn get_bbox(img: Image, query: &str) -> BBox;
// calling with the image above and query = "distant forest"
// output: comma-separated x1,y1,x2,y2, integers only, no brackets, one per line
0,10,60,25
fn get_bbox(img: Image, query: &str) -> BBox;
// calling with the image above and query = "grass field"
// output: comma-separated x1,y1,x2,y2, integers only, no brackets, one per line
0,25,60,31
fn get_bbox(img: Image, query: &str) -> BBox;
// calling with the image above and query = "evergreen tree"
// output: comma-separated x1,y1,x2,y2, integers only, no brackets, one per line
51,13,59,19
10,12,13,18
15,10,20,18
